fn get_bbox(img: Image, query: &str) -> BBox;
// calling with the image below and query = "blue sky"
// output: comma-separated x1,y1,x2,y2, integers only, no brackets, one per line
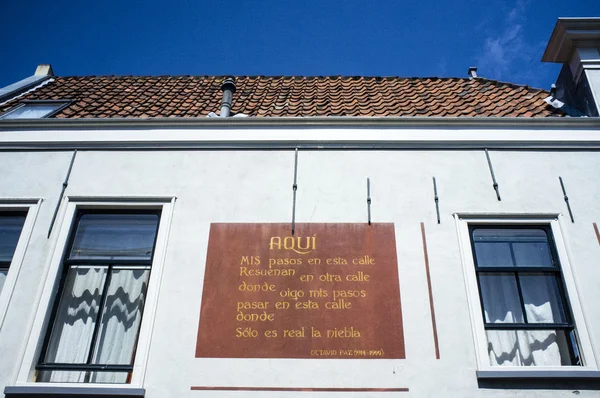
2,0,599,89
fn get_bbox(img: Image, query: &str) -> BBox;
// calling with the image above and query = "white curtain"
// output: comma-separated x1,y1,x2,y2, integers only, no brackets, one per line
520,275,565,323
482,274,568,366
41,267,148,383
91,269,149,383
487,330,569,366
42,266,106,382
480,274,523,324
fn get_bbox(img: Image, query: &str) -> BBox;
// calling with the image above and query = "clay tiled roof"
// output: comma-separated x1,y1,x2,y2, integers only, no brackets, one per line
0,75,563,118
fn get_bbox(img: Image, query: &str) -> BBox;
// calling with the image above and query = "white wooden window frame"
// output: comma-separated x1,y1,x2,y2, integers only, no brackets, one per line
454,213,600,379
12,196,175,392
0,199,42,332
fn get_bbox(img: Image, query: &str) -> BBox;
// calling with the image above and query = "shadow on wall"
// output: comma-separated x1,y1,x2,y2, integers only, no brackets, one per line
478,378,600,391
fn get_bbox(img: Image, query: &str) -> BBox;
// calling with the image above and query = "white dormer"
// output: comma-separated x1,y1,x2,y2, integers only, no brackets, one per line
543,18,600,116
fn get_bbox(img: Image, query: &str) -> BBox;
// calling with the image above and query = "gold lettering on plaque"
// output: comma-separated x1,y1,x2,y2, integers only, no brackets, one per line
269,234,316,254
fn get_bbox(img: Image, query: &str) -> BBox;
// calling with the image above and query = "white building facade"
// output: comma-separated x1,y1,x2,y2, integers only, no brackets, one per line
0,17,599,398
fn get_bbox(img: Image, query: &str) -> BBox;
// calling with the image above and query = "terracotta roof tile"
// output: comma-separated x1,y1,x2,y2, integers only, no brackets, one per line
0,75,563,118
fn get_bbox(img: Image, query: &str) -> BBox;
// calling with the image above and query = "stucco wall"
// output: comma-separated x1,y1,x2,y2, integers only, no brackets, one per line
0,146,599,397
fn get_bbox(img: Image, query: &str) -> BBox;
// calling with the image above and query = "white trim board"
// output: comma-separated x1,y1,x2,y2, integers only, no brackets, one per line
1,127,600,150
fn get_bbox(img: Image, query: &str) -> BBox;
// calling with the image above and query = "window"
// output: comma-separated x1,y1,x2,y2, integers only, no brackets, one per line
36,211,161,383
0,212,27,295
470,226,579,367
0,202,40,333
0,101,69,119
456,216,599,378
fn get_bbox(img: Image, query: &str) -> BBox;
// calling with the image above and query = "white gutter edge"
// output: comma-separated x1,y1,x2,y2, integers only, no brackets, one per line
1,116,600,130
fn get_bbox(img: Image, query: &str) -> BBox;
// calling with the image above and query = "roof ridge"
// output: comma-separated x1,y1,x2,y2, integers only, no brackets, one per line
472,77,549,94
54,75,481,80
52,75,551,93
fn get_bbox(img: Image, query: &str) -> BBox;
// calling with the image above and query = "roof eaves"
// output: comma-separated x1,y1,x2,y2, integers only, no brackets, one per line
0,115,595,131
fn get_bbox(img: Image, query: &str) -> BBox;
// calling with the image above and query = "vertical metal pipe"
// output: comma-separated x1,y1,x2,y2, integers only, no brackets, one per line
367,178,371,225
593,223,600,245
291,148,298,235
433,177,440,224
220,77,236,118
48,150,77,238
559,176,575,223
420,222,440,359
485,149,501,201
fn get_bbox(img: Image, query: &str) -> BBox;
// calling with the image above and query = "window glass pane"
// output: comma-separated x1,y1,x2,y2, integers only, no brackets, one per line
479,273,524,323
473,228,553,267
89,372,129,383
569,330,582,365
69,214,159,261
0,214,26,262
519,274,567,323
37,370,128,384
513,241,553,267
0,269,7,295
44,266,107,374
0,103,62,119
486,329,575,366
37,370,86,383
474,242,513,267
92,269,150,369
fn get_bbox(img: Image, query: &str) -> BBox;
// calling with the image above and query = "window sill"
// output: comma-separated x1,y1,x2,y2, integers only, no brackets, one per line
4,385,145,397
477,369,600,379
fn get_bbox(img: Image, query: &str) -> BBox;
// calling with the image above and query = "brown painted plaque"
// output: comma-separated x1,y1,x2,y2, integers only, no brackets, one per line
195,223,405,359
